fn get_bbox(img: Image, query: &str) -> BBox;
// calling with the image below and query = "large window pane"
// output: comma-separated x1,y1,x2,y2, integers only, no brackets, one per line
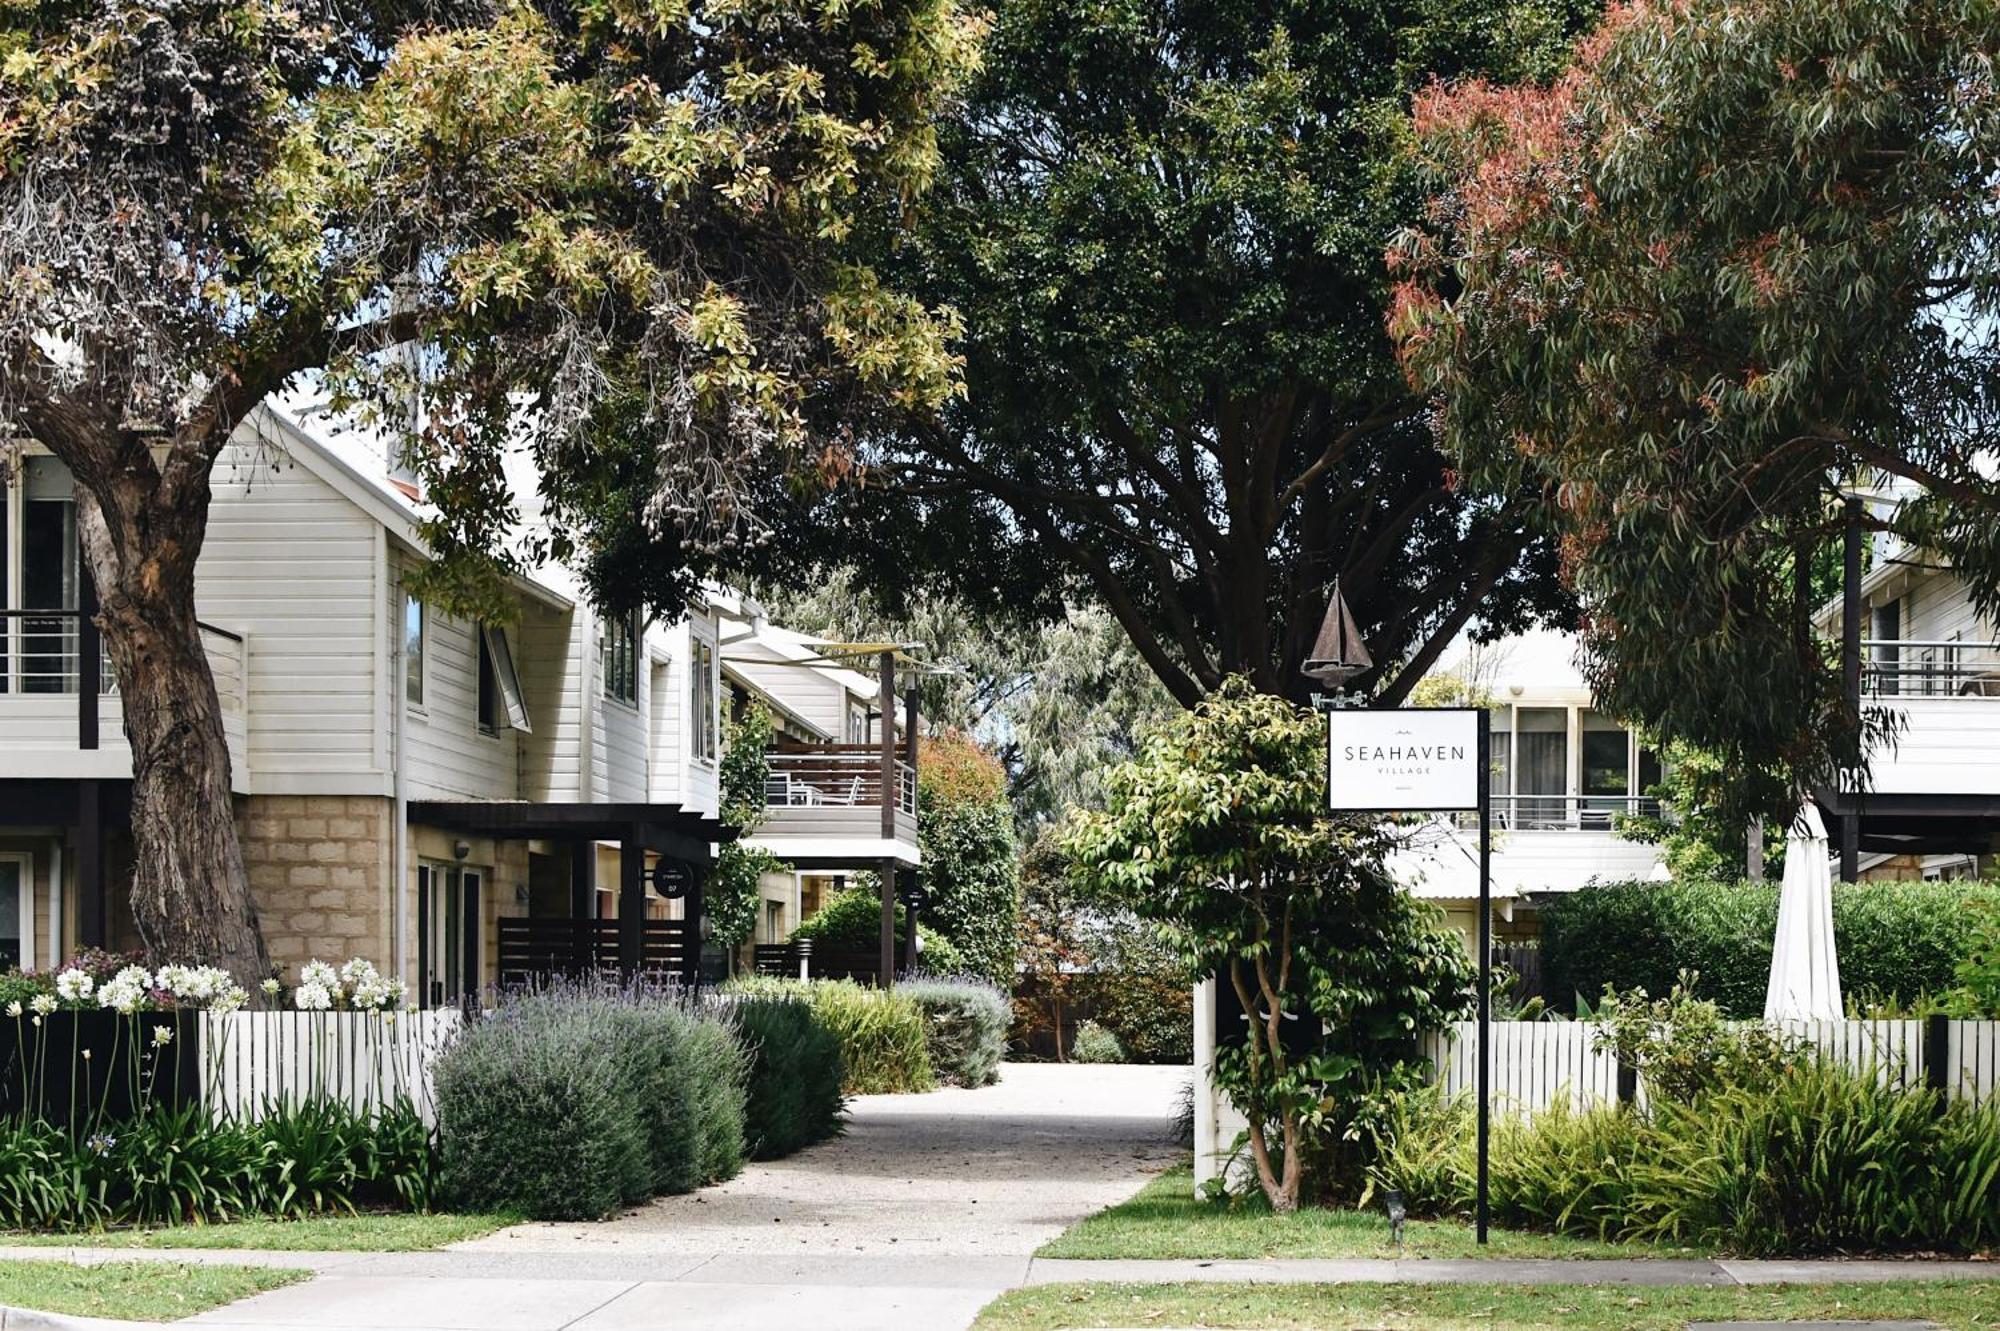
22,457,77,693
1516,707,1567,827
404,595,424,707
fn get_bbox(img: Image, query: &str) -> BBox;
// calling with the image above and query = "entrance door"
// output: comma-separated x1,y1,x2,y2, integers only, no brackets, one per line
1515,707,1568,829
0,855,26,970
417,862,484,1008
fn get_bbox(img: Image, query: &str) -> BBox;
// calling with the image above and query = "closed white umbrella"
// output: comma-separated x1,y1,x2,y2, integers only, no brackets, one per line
1764,803,1843,1022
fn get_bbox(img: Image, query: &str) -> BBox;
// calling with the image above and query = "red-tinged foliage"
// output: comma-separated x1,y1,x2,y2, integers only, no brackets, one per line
1390,0,2000,823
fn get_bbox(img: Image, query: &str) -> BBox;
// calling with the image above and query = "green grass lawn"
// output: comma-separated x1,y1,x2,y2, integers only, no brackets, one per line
976,1281,2000,1331
1,1210,514,1252
0,1258,304,1321
1038,1165,1698,1260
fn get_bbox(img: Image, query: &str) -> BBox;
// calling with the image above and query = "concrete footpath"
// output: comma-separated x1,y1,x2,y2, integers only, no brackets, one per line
0,1064,1992,1330
0,1247,1995,1331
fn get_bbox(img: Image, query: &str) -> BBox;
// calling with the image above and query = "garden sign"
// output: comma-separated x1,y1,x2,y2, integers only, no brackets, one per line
1325,707,1495,1243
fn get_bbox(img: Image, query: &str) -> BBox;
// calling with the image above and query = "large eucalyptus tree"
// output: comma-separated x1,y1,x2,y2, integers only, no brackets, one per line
0,0,981,978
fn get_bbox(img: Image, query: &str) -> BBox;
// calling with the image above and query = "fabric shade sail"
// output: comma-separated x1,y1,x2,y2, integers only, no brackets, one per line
1764,803,1843,1022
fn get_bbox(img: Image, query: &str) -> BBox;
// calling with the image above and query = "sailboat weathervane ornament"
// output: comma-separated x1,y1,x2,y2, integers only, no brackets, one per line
1301,580,1372,690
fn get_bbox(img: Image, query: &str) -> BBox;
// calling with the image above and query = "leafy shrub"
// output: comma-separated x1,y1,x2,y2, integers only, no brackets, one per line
1594,973,1806,1105
727,976,933,1094
792,888,963,976
727,993,845,1159
1948,896,2000,1017
434,982,747,1219
1541,878,2000,1016
0,1100,436,1231
1071,1020,1125,1063
898,977,1008,1087
1087,970,1193,1064
1373,1060,2000,1254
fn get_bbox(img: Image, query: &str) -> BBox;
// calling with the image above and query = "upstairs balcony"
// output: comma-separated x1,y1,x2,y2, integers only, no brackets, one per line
0,610,249,789
744,743,920,868
1849,639,2000,798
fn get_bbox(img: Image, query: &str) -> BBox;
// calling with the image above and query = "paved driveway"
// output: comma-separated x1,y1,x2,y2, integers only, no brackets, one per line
463,1059,1186,1259
190,1062,1187,1331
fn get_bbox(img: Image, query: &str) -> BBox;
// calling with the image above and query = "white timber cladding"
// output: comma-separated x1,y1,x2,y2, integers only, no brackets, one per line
720,641,849,736
594,604,651,804
516,603,583,802
1846,561,2000,798
199,430,381,793
390,550,521,801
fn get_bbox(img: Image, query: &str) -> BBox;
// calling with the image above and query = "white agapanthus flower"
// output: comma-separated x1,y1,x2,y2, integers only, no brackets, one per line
97,975,146,1014
339,958,379,990
349,978,392,1011
299,959,339,991
212,985,249,1015
4,1001,20,1018
54,968,93,1003
29,994,57,1016
260,977,281,997
294,981,334,1011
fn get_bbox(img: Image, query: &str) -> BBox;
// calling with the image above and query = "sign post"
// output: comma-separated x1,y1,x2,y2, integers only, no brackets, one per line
1325,706,1491,1244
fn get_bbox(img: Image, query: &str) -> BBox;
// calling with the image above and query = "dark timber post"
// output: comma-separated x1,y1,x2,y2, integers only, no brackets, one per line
1476,709,1492,1245
569,839,595,977
1841,499,1863,883
681,860,705,991
77,780,104,947
618,827,644,983
77,577,100,750
878,650,897,988
902,676,920,975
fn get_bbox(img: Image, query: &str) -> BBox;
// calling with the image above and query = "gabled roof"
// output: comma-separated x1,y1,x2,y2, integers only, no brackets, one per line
251,393,576,613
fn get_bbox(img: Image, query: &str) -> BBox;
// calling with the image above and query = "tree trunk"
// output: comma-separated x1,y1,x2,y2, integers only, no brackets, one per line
77,483,271,987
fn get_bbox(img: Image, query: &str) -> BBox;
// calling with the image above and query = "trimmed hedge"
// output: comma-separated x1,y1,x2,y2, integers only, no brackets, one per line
898,977,1009,1087
730,993,846,1159
727,976,935,1094
434,984,749,1220
1541,878,2000,1016
792,887,966,976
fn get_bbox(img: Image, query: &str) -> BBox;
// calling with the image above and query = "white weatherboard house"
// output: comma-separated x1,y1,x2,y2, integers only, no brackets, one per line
1815,531,2000,880
1387,629,1667,945
715,600,923,967
0,397,915,996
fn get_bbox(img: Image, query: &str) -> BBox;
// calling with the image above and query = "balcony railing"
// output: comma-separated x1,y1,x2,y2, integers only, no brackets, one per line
1450,794,1662,833
1861,638,2000,699
764,748,917,815
1,609,246,753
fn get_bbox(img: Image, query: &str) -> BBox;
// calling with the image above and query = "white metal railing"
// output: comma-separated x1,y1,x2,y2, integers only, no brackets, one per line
1861,638,2000,698
763,749,917,815
1450,794,1661,833
0,611,243,710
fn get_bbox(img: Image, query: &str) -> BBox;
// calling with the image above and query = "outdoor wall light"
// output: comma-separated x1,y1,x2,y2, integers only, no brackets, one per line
452,840,471,861
1384,1189,1406,1247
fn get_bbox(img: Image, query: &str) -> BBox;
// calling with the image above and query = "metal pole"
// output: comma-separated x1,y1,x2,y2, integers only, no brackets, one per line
1476,708,1492,1245
878,651,897,989
1841,500,1862,883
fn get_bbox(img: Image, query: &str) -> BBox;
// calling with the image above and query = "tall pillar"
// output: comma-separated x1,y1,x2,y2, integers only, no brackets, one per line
681,860,705,992
618,829,644,983
569,839,594,976
878,650,897,989
77,781,104,947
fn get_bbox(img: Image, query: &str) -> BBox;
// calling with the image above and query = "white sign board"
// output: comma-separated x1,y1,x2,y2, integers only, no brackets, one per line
1327,709,1481,812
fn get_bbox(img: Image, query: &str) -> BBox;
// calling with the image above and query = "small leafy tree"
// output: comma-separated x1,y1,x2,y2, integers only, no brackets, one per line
708,703,788,961
1064,679,1472,1211
913,733,1019,985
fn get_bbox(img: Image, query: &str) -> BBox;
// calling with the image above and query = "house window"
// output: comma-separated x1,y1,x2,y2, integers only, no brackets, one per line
762,898,784,944
418,862,482,1008
847,703,868,745
403,594,425,707
3,455,82,696
691,636,717,761
1581,710,1631,828
477,624,530,734
601,608,639,705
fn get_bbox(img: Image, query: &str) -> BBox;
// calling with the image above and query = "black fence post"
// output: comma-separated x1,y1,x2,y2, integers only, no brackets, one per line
1924,1013,1951,1096
1616,1060,1638,1106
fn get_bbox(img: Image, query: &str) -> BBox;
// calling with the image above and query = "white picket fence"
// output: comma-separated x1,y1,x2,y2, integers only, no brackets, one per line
196,1011,462,1125
1423,1018,2000,1116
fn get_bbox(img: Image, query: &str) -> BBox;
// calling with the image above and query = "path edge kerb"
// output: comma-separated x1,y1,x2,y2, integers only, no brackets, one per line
0,1304,167,1331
